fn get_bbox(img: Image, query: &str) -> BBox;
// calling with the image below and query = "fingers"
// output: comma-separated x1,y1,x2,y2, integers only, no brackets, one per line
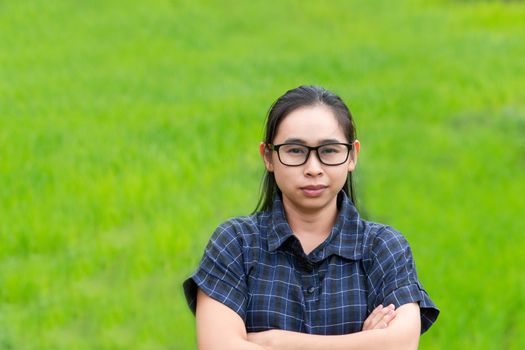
362,304,397,331
378,306,396,328
366,304,385,329
371,304,395,329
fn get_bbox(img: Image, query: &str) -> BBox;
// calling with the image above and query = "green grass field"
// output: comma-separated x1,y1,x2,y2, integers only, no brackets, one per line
1,0,525,349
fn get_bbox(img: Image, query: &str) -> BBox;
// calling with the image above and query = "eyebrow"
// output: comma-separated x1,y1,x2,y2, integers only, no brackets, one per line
283,138,343,144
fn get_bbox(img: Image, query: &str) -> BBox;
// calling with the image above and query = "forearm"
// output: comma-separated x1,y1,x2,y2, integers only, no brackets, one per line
199,339,266,350
248,303,421,350
263,328,417,350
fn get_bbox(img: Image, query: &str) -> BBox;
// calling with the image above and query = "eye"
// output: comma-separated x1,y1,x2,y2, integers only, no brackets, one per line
320,146,340,154
286,147,307,154
281,144,307,154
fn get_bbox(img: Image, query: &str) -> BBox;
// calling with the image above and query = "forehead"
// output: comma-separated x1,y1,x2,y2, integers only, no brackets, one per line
273,105,347,143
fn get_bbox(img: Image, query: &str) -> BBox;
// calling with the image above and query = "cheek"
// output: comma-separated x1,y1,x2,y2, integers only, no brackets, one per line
272,166,296,188
331,168,350,185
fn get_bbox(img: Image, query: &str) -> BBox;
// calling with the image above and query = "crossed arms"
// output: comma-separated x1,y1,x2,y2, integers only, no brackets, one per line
196,288,421,350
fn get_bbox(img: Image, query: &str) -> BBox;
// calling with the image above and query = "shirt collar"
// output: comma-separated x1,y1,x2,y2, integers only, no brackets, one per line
267,194,296,252
267,192,363,261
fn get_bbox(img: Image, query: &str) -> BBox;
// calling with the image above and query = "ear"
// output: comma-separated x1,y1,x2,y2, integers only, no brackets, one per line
348,140,360,172
259,142,274,172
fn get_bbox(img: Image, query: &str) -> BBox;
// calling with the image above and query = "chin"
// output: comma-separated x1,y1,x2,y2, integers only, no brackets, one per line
282,190,338,211
299,196,336,210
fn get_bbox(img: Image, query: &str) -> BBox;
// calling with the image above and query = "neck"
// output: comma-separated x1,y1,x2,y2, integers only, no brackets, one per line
282,196,339,254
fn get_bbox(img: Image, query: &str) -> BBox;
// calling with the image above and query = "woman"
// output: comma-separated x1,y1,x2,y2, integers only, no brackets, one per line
183,86,439,349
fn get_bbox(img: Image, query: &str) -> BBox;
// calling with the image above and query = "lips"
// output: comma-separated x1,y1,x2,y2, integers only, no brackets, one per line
300,185,328,197
301,185,327,190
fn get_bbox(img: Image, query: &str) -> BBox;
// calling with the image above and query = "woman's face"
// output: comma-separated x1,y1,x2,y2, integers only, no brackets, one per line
260,105,360,214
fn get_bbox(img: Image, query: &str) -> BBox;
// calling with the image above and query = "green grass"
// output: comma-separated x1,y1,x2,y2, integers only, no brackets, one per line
1,0,525,349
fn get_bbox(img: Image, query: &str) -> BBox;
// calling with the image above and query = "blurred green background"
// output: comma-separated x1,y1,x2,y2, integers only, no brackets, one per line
1,0,524,349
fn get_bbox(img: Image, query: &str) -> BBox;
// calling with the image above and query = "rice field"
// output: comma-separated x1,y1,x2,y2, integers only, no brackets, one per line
1,1,525,349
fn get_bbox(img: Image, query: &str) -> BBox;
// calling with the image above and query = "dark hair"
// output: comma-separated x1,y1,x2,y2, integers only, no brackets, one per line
254,85,358,212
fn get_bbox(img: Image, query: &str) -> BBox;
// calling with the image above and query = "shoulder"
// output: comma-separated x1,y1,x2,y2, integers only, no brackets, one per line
213,213,263,238
207,212,266,252
360,221,411,260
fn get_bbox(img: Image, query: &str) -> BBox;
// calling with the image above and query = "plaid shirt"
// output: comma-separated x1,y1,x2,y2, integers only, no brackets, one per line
183,192,439,334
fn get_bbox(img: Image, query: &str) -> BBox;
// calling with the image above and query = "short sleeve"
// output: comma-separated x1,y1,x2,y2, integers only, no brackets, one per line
366,227,439,333
183,222,248,321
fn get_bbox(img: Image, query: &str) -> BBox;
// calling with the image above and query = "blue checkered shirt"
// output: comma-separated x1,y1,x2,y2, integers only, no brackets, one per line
183,192,439,334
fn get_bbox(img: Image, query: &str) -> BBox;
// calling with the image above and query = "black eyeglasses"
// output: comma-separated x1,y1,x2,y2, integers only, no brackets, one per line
268,142,353,166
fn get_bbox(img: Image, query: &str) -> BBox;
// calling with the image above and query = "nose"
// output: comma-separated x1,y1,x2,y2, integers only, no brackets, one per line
303,150,324,177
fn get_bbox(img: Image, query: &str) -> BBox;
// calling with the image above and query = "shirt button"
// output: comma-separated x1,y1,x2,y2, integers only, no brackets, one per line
307,286,315,294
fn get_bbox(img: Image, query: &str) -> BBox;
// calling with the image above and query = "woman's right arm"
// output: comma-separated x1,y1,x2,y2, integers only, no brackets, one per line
196,288,266,350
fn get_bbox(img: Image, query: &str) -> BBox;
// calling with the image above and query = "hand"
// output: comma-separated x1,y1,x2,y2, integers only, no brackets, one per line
362,304,397,331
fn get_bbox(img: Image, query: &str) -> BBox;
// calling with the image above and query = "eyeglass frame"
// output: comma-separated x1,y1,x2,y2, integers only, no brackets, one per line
267,142,354,167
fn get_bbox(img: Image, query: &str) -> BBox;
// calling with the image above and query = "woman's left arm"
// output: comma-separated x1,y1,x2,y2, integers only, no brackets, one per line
248,302,421,350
